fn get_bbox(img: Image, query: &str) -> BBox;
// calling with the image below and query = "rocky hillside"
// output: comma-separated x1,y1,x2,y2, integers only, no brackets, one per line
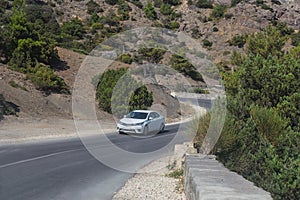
0,0,299,120
44,0,300,62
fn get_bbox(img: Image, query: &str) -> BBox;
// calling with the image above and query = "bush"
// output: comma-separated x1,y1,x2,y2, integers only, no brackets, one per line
144,2,157,20
118,0,132,16
217,24,300,199
163,0,181,6
119,54,133,64
228,34,247,48
128,85,153,111
246,25,286,58
0,94,18,120
96,68,128,113
87,0,103,14
210,5,226,19
250,105,287,145
160,3,173,15
137,47,166,63
167,21,180,30
170,54,204,81
212,26,218,32
105,0,118,5
202,39,213,47
291,31,300,46
8,80,28,91
196,0,213,9
261,3,272,11
96,68,153,116
166,168,184,178
61,18,86,39
27,62,69,94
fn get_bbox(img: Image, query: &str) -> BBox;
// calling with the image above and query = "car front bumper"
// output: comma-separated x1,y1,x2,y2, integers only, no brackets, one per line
117,124,144,134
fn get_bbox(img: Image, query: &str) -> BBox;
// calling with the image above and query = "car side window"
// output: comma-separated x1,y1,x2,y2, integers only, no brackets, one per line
154,112,160,118
149,113,155,119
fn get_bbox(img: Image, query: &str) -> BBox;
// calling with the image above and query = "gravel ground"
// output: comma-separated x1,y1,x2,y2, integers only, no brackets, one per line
113,142,197,200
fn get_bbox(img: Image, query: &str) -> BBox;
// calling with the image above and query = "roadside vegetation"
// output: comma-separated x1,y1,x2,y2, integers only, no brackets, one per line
0,0,69,94
194,24,300,199
0,94,18,120
95,68,153,117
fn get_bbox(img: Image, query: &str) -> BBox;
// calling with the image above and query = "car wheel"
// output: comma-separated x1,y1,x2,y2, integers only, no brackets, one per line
159,124,165,133
144,126,149,135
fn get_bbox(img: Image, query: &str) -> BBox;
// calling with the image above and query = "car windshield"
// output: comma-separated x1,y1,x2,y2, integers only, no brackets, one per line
126,112,148,119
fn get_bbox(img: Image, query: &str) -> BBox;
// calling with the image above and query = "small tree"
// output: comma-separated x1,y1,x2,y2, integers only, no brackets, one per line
129,85,153,111
144,2,157,20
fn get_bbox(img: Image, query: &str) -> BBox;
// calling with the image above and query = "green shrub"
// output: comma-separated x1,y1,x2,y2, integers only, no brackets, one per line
0,94,18,120
271,21,294,36
61,18,86,39
193,88,209,94
160,3,173,15
255,0,264,5
96,68,153,116
105,0,118,5
202,39,213,47
170,54,204,81
210,5,226,19
8,80,28,91
246,25,286,58
217,25,300,199
193,112,211,151
261,3,272,11
128,85,153,111
166,168,184,178
96,68,128,113
196,0,213,9
212,26,219,32
119,54,133,64
167,21,180,30
144,2,157,20
291,31,300,46
136,47,166,63
250,105,287,145
27,62,69,94
163,0,181,6
228,34,247,48
117,1,131,21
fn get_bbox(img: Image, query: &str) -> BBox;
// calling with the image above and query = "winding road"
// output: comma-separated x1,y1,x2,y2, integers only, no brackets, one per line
0,97,213,200
0,123,191,200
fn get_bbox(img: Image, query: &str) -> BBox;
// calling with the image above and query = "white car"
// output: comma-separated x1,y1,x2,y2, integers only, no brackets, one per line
117,110,165,135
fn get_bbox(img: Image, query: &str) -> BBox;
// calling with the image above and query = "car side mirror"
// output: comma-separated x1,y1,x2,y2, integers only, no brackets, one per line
148,116,153,120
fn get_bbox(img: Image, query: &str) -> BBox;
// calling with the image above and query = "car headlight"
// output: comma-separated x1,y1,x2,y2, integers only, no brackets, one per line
134,122,144,126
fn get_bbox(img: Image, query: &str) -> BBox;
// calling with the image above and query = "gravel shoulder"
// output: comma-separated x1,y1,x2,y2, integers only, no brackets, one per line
113,142,197,200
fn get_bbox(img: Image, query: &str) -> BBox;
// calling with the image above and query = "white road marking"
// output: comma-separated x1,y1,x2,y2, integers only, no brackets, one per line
0,149,82,168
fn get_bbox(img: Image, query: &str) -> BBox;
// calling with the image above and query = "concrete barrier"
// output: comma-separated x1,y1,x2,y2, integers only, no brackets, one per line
184,154,273,200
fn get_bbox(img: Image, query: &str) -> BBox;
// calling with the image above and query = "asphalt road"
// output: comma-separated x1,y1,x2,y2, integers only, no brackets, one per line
0,123,190,200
